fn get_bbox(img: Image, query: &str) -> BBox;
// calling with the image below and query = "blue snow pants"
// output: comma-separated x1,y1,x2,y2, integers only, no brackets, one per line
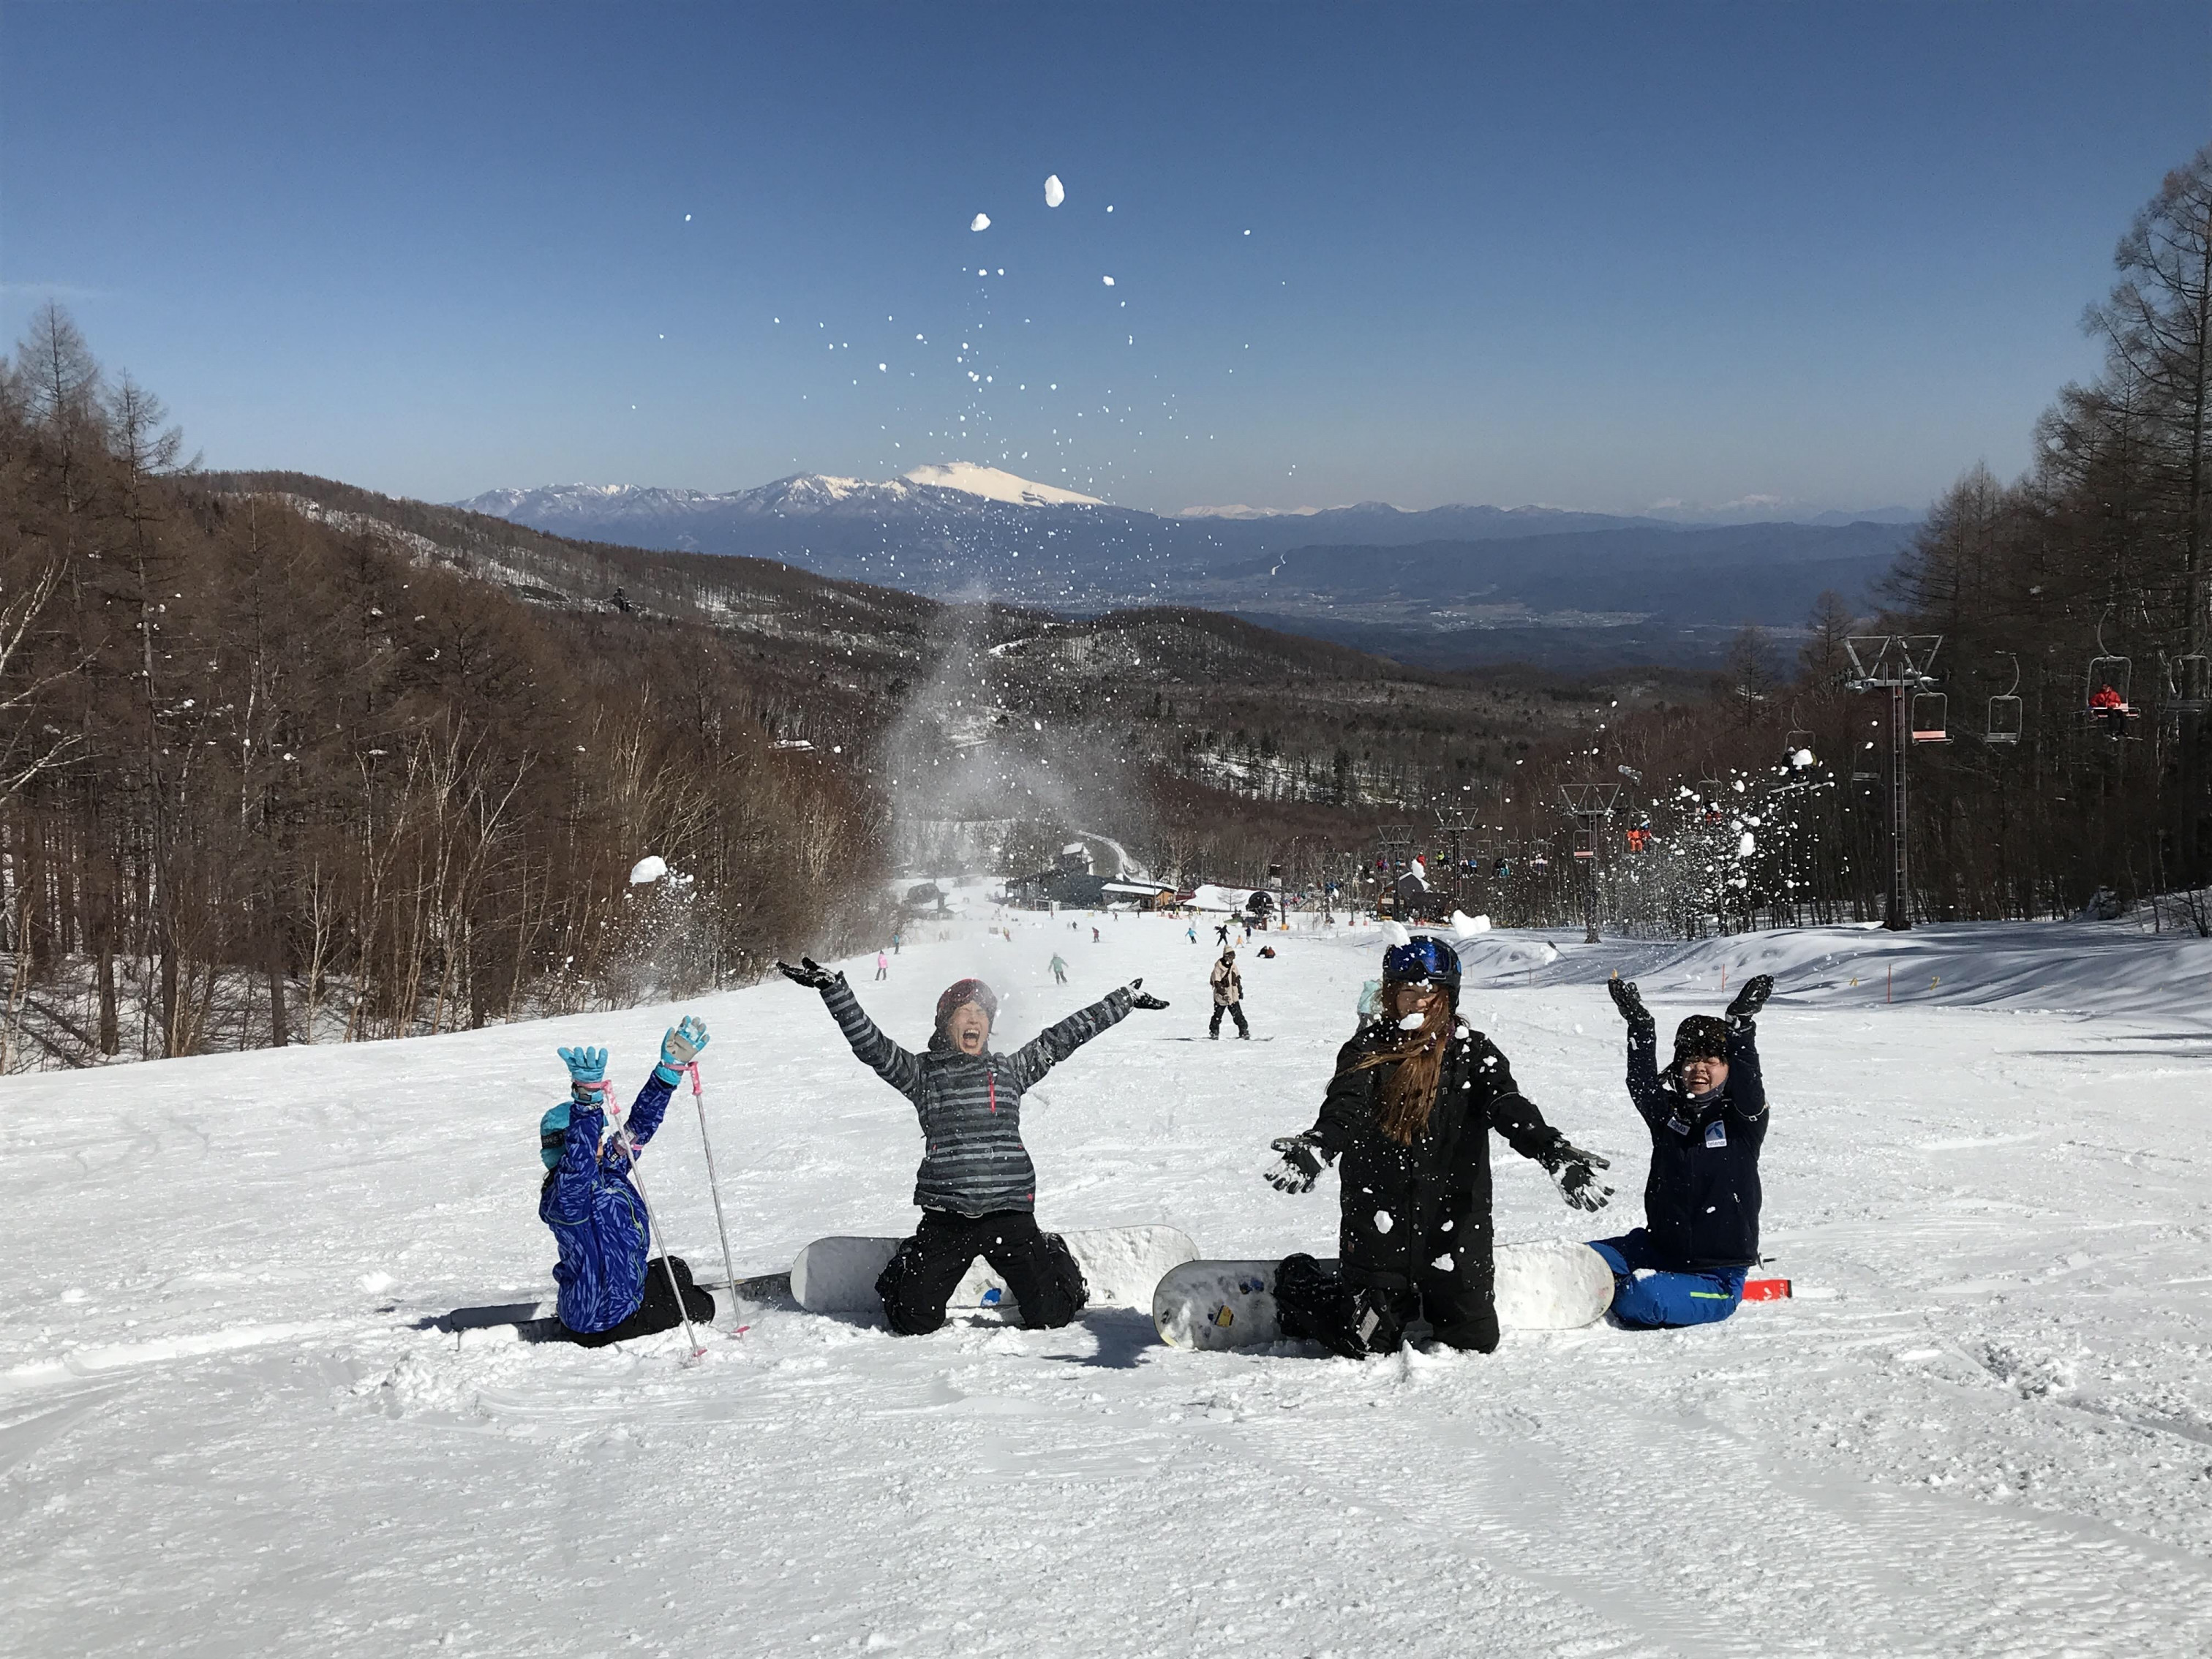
1589,1230,1745,1329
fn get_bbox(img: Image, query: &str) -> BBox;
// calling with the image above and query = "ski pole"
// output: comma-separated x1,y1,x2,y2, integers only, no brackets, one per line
682,1060,742,1297
595,1083,707,1361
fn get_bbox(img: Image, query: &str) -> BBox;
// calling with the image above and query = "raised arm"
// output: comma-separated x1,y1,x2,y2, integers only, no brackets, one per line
819,977,925,1102
541,1103,607,1225
1008,985,1135,1091
1609,979,1669,1127
1726,1024,1767,1121
1723,975,1771,1121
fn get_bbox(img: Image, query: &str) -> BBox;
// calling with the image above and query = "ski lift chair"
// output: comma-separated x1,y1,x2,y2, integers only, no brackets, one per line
1986,693,2023,743
1784,728,1816,767
1572,824,1597,862
2086,655,2136,737
2167,652,2211,717
1985,653,2023,743
1911,691,1950,743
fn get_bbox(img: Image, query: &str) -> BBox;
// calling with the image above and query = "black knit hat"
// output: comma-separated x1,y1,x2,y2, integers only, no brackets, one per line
1672,1015,1730,1066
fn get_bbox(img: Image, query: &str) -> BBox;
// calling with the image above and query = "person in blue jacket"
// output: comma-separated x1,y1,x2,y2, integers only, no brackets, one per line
538,1016,717,1347
1592,974,1774,1329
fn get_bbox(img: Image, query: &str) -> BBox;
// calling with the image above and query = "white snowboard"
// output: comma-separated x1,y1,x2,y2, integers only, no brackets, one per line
789,1224,1200,1316
1153,1239,1617,1350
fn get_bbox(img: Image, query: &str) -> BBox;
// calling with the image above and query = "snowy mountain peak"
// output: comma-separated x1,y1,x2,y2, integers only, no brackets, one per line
900,462,1102,508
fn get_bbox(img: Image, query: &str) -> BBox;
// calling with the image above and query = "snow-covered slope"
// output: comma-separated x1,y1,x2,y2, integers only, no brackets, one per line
10,916,2208,1655
899,461,1102,506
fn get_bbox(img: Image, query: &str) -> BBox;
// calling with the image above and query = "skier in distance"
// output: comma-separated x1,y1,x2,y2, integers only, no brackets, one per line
1594,974,1773,1328
538,1018,719,1347
1263,937,1611,1358
778,956,1168,1335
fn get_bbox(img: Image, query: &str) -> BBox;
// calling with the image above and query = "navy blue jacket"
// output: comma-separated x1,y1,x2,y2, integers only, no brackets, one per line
1624,1021,1767,1269
538,1070,676,1333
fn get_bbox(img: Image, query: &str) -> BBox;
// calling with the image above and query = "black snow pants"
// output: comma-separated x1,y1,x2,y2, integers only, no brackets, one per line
1274,1249,1501,1359
876,1208,1088,1335
1209,1001,1251,1038
566,1255,718,1348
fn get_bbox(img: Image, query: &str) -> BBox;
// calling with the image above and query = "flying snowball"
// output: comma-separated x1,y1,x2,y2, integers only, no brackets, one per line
1381,920,1412,947
628,855,669,885
1791,748,1815,769
1102,275,1115,286
684,214,691,222
1738,832,1757,858
1045,173,1064,207
1450,910,1491,937
971,213,990,232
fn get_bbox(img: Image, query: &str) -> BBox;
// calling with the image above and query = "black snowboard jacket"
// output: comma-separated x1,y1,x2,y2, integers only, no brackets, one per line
1624,1019,1767,1268
1302,1017,1569,1293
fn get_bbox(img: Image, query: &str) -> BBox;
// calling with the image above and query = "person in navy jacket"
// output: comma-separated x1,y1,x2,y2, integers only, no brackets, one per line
538,1017,717,1346
1590,974,1774,1328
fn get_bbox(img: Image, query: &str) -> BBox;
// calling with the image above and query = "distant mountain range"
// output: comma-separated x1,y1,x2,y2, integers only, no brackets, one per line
452,464,1922,666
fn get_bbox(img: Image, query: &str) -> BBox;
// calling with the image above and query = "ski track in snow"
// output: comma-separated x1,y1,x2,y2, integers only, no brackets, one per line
4,916,2210,1655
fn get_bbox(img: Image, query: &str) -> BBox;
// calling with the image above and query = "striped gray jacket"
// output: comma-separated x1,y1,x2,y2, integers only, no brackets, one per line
821,979,1134,1215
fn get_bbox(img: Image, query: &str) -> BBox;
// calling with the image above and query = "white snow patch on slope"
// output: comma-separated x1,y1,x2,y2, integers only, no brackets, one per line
899,462,1102,507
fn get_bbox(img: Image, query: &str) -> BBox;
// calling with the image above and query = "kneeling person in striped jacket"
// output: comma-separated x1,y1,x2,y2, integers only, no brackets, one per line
778,958,1169,1334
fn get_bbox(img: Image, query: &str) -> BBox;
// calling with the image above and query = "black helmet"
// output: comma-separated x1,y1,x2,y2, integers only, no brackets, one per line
1672,1015,1729,1067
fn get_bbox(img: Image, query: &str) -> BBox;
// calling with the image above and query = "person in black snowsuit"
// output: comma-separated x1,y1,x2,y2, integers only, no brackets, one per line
1263,937,1613,1357
1592,974,1772,1328
778,957,1168,1335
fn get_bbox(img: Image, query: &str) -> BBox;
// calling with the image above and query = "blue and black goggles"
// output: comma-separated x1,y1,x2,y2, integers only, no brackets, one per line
1382,936,1462,993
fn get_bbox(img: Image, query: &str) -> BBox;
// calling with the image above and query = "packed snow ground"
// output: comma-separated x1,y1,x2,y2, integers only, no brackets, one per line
5,912,2211,1657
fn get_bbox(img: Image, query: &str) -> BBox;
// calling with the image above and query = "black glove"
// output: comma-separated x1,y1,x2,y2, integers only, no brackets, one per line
1608,977,1652,1027
1543,1137,1614,1212
776,957,840,991
1264,1132,1328,1195
1125,976,1169,1011
1725,974,1773,1028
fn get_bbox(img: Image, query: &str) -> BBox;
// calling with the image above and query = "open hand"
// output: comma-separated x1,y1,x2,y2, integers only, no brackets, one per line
1544,1137,1614,1212
1265,1133,1327,1195
777,958,840,991
661,1015,709,1069
557,1045,608,1087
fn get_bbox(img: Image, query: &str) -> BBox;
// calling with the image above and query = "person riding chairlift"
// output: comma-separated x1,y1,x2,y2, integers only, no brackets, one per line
2089,682,2129,736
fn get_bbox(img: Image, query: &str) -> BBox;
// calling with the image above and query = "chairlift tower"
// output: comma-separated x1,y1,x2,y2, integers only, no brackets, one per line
1560,783,1622,944
1845,635,1942,932
1434,805,1478,909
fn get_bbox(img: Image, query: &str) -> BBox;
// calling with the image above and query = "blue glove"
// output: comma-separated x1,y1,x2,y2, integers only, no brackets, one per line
558,1045,608,1103
656,1015,709,1083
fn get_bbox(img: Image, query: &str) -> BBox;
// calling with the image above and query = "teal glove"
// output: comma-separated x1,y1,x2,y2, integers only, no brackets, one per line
558,1045,609,1104
656,1015,709,1083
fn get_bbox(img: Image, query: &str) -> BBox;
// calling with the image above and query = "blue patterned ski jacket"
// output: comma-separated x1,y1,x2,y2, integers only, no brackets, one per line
538,1070,677,1333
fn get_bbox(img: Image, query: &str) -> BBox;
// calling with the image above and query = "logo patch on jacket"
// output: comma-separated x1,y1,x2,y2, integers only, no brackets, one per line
1666,1116,1690,1135
1704,1120,1728,1148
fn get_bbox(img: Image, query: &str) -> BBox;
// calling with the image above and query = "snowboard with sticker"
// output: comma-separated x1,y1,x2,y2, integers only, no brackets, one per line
790,1224,1199,1315
1152,1238,1616,1350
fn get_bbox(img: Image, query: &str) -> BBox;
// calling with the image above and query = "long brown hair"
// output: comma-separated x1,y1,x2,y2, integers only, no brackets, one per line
1337,994,1454,1146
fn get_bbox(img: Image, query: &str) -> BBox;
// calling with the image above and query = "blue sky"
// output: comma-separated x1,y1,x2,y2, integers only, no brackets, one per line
4,1,2206,515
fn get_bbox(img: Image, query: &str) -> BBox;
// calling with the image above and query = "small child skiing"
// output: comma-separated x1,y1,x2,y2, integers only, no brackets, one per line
1595,974,1774,1328
1263,938,1611,1357
778,956,1169,1335
538,1017,719,1347
876,950,889,982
